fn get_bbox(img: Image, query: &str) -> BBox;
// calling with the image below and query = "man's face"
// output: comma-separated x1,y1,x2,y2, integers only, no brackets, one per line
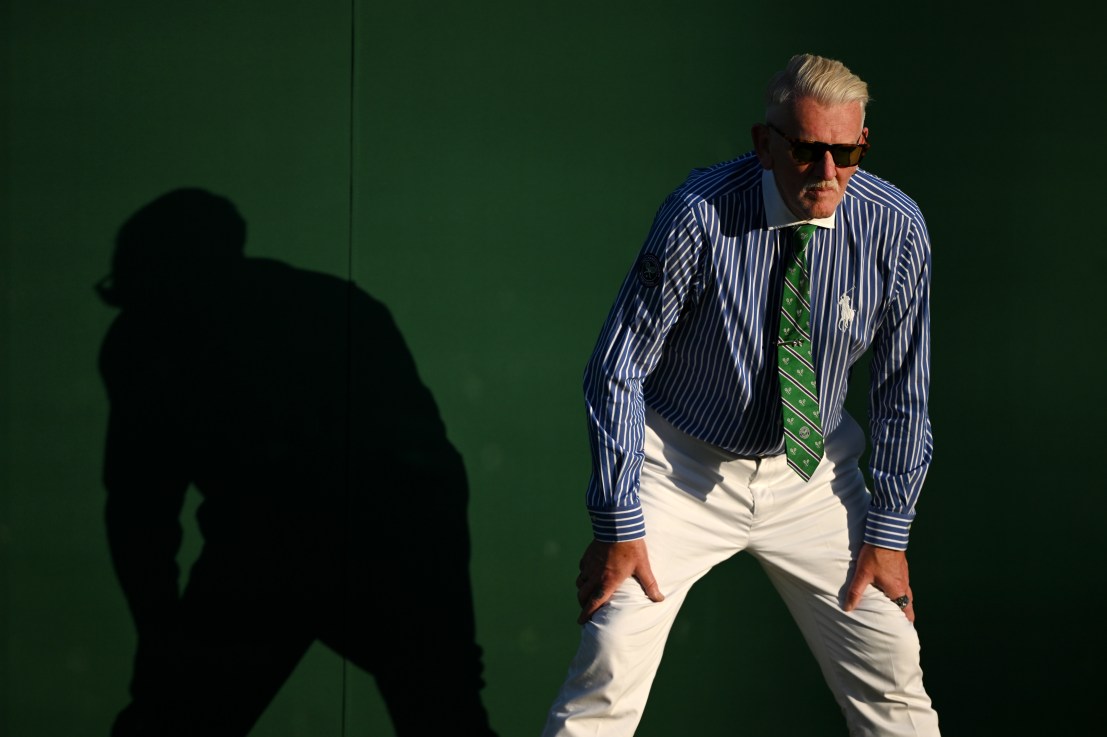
752,97,868,220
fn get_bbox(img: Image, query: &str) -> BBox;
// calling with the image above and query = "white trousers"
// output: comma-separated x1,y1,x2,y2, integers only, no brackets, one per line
542,410,939,737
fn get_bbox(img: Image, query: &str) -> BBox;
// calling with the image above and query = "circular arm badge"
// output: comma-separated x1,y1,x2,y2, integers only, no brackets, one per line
637,253,662,288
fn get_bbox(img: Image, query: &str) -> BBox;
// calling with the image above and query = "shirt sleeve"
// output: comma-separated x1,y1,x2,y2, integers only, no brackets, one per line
582,193,705,542
864,213,933,551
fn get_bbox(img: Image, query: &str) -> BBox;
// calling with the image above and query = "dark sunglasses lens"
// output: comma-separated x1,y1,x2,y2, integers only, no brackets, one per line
824,146,859,166
790,141,821,163
787,136,867,166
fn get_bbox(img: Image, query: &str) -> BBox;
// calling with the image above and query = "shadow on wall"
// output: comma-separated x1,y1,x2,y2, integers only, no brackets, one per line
95,189,498,737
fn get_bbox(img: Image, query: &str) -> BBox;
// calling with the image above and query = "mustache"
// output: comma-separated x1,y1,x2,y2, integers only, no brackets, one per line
803,179,840,193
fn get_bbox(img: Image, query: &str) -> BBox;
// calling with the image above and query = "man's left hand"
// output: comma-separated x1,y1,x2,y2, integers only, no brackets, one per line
844,543,915,622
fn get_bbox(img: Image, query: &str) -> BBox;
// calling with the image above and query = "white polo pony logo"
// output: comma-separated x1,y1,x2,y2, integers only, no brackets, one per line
837,291,855,331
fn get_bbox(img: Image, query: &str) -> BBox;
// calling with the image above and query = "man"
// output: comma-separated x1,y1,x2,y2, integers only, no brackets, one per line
542,54,939,736
98,189,497,736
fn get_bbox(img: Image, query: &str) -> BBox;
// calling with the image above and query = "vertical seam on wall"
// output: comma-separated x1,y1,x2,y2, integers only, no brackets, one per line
341,0,357,734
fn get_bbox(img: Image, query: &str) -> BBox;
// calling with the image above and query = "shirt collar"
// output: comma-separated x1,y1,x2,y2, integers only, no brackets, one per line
761,168,836,231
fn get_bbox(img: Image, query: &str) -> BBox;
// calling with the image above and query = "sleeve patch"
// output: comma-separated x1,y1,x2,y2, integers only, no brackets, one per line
637,253,662,288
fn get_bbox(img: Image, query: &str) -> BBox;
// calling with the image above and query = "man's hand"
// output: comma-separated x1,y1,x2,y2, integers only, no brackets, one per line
575,539,664,624
844,543,915,622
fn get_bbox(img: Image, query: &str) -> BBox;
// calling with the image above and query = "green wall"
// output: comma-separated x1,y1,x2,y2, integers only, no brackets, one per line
3,1,1104,735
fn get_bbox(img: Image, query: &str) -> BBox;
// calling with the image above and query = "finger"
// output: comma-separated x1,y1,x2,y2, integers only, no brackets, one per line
576,570,610,608
901,585,916,623
887,585,915,622
575,559,601,593
577,585,612,625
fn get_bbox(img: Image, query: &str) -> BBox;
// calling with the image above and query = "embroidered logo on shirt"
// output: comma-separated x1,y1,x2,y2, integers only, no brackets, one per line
837,291,855,331
637,254,662,288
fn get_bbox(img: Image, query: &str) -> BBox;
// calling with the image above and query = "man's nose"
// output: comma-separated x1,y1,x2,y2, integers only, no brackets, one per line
819,150,837,180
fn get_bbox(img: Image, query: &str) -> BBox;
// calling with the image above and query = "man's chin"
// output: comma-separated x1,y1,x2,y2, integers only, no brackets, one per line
798,193,840,219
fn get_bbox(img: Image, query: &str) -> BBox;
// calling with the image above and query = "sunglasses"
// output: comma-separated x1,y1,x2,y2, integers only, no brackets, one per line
766,122,869,167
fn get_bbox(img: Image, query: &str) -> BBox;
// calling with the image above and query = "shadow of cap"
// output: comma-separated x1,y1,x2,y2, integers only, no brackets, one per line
97,188,246,308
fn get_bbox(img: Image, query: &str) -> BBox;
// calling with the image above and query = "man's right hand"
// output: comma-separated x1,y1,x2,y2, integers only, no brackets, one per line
575,539,664,624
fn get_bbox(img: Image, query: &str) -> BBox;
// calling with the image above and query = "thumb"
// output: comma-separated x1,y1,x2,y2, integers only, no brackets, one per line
843,567,872,612
634,560,665,603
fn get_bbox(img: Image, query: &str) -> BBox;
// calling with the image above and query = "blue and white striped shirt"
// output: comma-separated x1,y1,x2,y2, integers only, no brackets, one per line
584,152,932,551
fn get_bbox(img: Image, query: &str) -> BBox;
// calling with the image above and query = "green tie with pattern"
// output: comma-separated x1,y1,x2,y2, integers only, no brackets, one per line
777,224,824,480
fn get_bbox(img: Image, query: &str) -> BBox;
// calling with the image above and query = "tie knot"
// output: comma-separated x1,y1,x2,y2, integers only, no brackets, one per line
793,224,816,248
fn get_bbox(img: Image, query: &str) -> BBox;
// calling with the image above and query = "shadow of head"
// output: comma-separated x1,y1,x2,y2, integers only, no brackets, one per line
97,188,246,309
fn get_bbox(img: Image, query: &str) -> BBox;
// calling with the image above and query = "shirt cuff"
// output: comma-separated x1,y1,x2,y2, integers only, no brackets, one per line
863,508,914,551
588,506,646,543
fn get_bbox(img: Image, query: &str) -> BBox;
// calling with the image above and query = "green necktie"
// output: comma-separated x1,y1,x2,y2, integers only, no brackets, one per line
777,224,824,480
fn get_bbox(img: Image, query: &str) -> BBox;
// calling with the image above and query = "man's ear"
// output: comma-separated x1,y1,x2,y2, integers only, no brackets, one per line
752,123,773,170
